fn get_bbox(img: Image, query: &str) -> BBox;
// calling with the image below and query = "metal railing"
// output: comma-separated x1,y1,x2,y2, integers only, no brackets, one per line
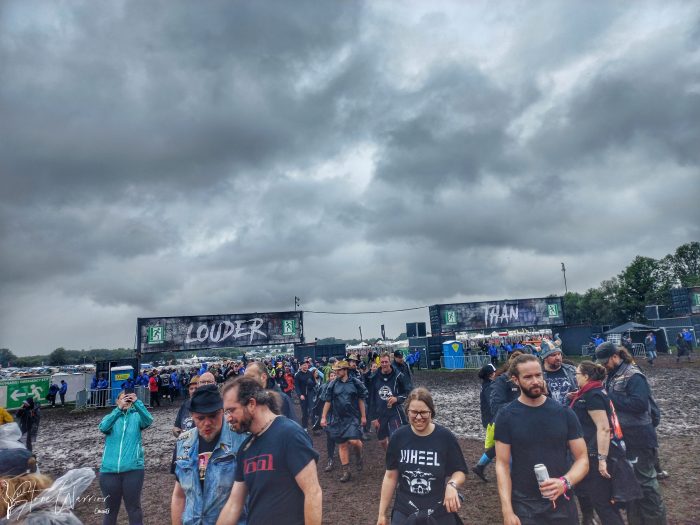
632,343,646,358
75,386,150,409
440,354,491,370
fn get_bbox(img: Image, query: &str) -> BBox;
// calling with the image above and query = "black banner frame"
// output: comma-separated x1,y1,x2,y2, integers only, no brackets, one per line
136,311,304,355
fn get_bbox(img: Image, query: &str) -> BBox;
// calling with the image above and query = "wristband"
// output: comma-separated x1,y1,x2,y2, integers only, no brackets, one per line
447,481,458,490
559,476,572,491
597,454,607,461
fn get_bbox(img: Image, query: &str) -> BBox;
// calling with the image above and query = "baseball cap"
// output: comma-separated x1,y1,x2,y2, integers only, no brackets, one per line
594,342,618,364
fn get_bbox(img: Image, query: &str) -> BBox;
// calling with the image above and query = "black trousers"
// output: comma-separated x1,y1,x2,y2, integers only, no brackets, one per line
99,469,145,525
512,497,578,525
576,458,624,525
300,397,310,428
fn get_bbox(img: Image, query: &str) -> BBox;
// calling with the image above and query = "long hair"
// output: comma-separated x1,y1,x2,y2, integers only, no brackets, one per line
222,376,280,415
495,350,525,377
578,360,607,381
0,472,52,519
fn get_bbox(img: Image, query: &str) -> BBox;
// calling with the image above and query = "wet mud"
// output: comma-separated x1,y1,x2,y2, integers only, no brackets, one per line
34,354,700,524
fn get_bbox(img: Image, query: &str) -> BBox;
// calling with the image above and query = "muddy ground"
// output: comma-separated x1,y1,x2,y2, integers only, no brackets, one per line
34,354,700,525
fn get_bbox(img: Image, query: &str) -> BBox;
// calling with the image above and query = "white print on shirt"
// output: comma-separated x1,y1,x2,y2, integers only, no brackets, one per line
378,385,393,401
402,468,437,495
548,377,573,405
400,449,441,467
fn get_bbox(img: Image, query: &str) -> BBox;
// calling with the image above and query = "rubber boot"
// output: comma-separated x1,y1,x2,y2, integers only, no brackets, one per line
324,458,334,472
471,464,488,482
339,464,351,482
356,448,364,472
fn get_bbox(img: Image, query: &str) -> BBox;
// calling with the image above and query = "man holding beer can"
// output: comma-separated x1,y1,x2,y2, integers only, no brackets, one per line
494,354,589,525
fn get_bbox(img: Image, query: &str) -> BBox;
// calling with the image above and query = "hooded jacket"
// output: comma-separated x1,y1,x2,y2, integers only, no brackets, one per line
99,400,153,473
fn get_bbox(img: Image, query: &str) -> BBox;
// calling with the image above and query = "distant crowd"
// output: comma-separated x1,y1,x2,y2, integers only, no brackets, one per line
0,339,687,525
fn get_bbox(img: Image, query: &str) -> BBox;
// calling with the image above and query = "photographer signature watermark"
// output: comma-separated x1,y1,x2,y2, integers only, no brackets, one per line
1,477,109,520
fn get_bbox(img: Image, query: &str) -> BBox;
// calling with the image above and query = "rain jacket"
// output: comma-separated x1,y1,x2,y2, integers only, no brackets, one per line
99,400,153,473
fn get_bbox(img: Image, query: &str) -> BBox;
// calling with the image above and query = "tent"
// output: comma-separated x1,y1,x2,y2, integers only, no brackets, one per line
604,322,669,353
604,322,658,334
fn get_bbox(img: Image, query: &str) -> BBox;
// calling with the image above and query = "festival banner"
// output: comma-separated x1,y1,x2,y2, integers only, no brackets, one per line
137,311,303,353
429,297,564,334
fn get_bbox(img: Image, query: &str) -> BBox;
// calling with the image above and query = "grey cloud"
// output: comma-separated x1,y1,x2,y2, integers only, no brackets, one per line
1,2,699,354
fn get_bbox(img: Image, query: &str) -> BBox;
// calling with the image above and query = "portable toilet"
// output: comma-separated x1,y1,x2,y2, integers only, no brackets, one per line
110,365,134,404
442,340,465,369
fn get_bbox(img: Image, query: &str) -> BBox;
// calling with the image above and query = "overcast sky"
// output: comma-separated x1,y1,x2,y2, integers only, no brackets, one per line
1,1,699,356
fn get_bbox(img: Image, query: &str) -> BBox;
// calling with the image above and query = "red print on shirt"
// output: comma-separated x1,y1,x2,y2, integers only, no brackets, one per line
243,454,275,474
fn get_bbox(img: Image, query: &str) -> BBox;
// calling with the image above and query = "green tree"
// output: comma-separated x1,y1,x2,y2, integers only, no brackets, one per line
615,257,663,322
48,347,68,366
0,348,18,367
563,292,584,324
671,241,700,286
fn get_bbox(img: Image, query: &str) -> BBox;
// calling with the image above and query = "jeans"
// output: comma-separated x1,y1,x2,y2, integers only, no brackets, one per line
626,447,668,525
99,469,145,525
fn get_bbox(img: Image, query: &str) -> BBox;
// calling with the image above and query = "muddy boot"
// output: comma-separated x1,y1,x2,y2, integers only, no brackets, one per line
324,459,334,472
339,465,351,482
355,448,364,472
471,465,488,482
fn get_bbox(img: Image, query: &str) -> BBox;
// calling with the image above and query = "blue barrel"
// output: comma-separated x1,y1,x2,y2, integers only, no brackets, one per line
442,341,465,369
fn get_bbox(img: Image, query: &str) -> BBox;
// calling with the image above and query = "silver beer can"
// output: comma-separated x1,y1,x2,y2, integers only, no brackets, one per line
534,463,549,485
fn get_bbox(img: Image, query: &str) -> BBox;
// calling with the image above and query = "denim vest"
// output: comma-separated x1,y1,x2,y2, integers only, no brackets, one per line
175,424,248,525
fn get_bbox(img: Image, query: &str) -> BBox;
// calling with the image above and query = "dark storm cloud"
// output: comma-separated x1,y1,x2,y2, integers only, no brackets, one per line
1,1,698,354
0,0,364,204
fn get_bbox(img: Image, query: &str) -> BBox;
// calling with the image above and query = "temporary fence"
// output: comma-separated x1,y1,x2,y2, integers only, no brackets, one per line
75,386,150,409
632,343,646,359
440,354,491,370
581,343,646,359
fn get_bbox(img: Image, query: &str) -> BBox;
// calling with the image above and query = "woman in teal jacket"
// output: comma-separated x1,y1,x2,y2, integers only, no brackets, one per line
99,390,153,525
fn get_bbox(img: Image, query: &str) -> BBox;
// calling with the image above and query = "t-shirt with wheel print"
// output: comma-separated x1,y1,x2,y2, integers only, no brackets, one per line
385,424,468,516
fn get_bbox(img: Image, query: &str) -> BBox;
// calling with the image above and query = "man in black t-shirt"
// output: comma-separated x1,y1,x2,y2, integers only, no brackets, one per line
244,361,298,422
217,376,322,525
495,354,588,525
369,353,410,451
172,375,200,438
541,346,577,406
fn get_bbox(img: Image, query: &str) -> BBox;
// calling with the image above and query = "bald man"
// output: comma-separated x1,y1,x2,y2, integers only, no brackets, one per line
244,361,298,423
198,371,217,387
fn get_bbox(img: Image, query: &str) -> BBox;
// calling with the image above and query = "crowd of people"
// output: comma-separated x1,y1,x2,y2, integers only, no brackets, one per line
0,342,676,525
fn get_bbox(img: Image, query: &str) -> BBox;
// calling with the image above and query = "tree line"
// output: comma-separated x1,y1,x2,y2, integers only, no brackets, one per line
2,242,697,367
563,241,699,326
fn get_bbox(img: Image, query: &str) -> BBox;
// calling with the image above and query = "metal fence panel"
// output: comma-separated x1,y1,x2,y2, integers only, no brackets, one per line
76,386,150,409
440,354,491,370
632,343,646,358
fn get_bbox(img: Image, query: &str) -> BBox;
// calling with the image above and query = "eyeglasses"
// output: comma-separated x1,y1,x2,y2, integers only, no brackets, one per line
407,410,431,419
198,380,216,385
